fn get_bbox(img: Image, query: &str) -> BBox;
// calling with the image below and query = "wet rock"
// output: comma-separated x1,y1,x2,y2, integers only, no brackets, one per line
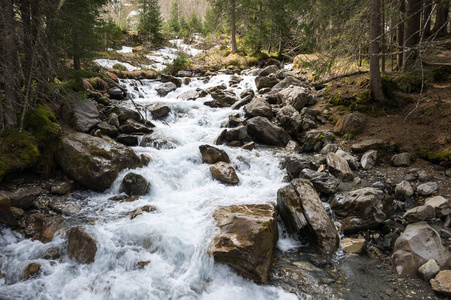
277,179,339,254
285,157,315,180
341,238,366,253
210,89,238,107
224,126,251,143
119,119,153,134
244,98,272,119
107,106,141,123
361,150,378,170
241,142,255,150
255,76,279,90
0,194,11,213
23,263,41,280
351,140,386,153
148,103,171,119
130,205,157,220
0,195,17,227
199,145,230,164
209,204,278,283
140,132,177,149
333,113,366,136
425,196,450,217
56,133,142,191
156,82,177,96
326,152,353,181
395,180,414,200
270,76,305,94
416,182,438,196
259,65,279,76
300,130,336,153
300,169,339,195
403,205,435,224
392,222,451,278
418,259,440,282
70,99,100,132
67,227,97,264
276,105,303,136
335,149,359,170
231,95,253,110
160,74,182,87
176,70,192,77
246,116,291,147
41,246,60,260
120,172,150,196
108,87,126,100
331,188,393,233
276,86,313,111
116,134,139,146
8,187,42,209
96,121,119,138
229,75,243,85
210,162,239,185
285,140,301,152
48,201,81,216
178,88,208,100
319,143,339,155
391,153,414,167
430,270,451,297
24,213,63,243
240,89,255,99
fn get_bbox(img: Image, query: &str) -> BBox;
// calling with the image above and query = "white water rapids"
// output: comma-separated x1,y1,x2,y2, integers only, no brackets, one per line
0,73,310,299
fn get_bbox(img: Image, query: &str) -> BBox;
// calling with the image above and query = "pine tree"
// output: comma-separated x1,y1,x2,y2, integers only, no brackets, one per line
138,0,164,44
168,0,180,34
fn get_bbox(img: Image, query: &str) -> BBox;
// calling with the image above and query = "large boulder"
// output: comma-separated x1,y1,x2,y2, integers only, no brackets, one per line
277,179,339,254
330,187,394,233
70,99,100,132
259,65,279,76
160,74,182,87
96,122,119,138
333,113,366,136
118,119,153,134
276,86,314,111
246,116,291,147
276,105,303,136
140,132,177,149
335,149,360,170
56,133,142,191
156,82,177,96
300,130,336,153
243,98,272,119
107,106,141,123
148,103,171,119
392,222,451,278
285,157,315,180
210,89,238,107
210,162,239,185
270,76,305,94
67,227,97,264
178,88,208,101
391,153,414,167
395,180,414,200
425,196,451,217
120,172,150,196
326,152,353,181
402,205,435,224
199,145,230,164
361,150,378,170
255,76,279,90
24,213,63,243
431,270,451,298
208,204,278,283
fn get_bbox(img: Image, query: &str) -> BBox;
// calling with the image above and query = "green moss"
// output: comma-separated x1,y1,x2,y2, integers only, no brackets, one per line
24,105,61,146
112,64,127,71
0,129,40,180
418,148,451,163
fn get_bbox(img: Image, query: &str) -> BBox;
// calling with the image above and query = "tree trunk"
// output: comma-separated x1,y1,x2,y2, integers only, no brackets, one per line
370,0,384,103
422,0,433,37
230,0,237,54
381,0,386,74
397,0,405,70
404,0,422,67
0,0,23,128
432,0,449,36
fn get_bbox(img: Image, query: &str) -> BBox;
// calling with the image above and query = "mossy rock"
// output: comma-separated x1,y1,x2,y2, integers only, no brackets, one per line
0,129,40,181
24,105,61,146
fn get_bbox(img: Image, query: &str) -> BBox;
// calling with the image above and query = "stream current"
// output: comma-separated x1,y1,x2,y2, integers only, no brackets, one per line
0,74,309,299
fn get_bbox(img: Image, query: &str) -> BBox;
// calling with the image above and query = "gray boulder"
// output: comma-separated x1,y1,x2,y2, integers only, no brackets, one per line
120,172,150,196
209,204,278,283
361,149,378,170
96,122,118,138
326,152,353,181
285,157,315,180
210,162,239,185
425,196,451,217
255,76,279,90
418,259,440,282
140,132,177,149
244,98,272,119
276,105,303,136
210,89,238,107
56,133,142,191
160,74,182,87
107,106,142,123
300,169,339,195
116,134,139,146
119,119,153,134
335,149,359,170
246,117,291,147
331,187,393,233
351,140,386,153
277,179,339,254
156,82,177,96
259,65,279,76
395,180,414,200
403,205,435,224
333,113,366,136
417,182,438,196
300,130,336,153
67,227,97,264
178,88,207,100
8,187,42,209
270,76,305,94
391,153,414,167
148,103,171,119
276,86,314,111
70,99,100,132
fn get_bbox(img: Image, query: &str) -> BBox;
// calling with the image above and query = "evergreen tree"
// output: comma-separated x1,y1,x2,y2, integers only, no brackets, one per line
168,0,180,34
138,0,164,44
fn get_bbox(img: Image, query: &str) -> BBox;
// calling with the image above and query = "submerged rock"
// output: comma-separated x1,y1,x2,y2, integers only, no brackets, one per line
277,179,339,254
23,263,41,280
56,133,142,191
209,204,278,283
120,172,150,196
67,227,97,264
210,162,239,185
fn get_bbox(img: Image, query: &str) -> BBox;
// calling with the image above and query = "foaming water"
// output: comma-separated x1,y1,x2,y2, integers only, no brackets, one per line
0,74,300,300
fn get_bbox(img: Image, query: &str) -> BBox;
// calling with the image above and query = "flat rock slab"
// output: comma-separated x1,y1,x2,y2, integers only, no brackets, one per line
209,204,278,284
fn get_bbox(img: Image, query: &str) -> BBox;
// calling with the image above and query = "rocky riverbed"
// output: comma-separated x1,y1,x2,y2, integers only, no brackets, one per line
0,58,450,299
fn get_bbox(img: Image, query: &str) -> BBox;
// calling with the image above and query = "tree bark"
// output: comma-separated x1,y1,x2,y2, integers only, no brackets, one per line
432,0,449,36
230,0,237,54
422,0,433,37
0,0,23,128
404,0,422,67
381,0,386,74
397,0,406,70
370,0,384,103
